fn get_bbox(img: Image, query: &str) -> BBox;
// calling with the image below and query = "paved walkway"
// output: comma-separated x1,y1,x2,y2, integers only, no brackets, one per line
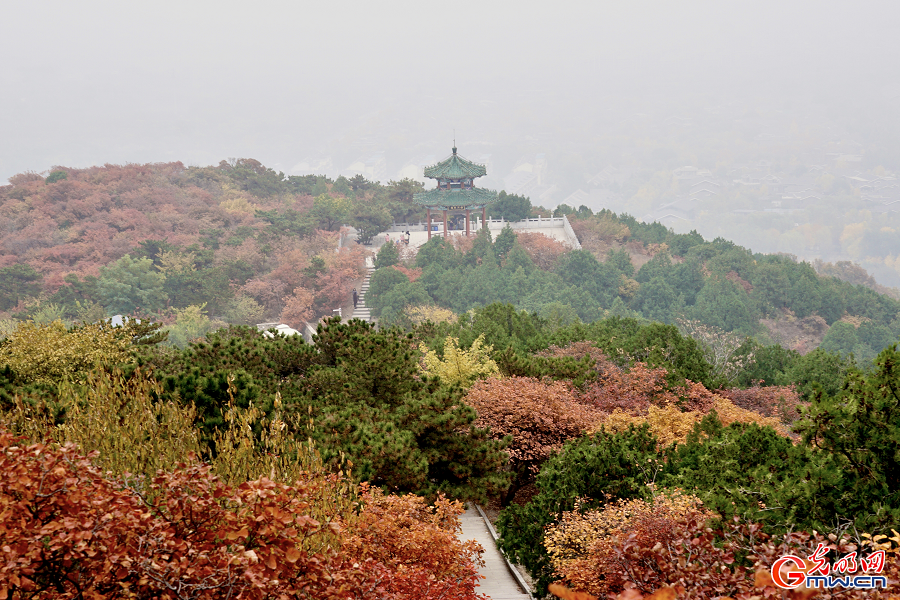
459,508,531,600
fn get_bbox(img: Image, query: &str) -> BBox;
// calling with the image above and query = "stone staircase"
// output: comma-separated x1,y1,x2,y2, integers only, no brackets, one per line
351,266,376,322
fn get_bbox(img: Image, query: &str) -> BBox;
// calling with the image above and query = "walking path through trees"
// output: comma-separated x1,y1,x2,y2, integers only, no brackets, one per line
459,507,532,600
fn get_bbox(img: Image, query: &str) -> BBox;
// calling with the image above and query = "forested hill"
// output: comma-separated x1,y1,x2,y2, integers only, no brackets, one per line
2,159,900,363
369,209,900,366
0,160,427,336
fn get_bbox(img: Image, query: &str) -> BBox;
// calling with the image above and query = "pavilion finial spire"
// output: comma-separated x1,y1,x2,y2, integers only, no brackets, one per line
453,129,457,154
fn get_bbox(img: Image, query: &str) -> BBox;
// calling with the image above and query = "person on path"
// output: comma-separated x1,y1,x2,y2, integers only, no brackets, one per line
352,288,358,309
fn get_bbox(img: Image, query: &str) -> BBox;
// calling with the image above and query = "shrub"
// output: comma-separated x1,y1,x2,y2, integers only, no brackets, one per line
465,376,602,504
549,515,900,600
596,397,790,448
496,426,659,595
544,491,710,597
718,383,804,423
420,334,499,388
0,430,360,599
0,428,490,600
0,320,133,385
341,486,485,600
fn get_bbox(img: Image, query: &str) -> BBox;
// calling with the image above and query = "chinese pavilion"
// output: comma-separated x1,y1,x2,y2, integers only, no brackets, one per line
413,146,497,240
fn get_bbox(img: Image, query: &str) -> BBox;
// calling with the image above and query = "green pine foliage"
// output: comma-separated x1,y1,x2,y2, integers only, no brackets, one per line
375,240,400,268
378,209,900,357
140,319,509,502
794,344,900,529
496,426,659,596
301,318,509,501
662,415,844,531
402,230,619,324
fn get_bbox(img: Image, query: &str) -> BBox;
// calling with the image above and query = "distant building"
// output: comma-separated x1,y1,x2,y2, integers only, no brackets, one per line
256,322,302,337
344,153,386,182
290,157,334,177
642,197,697,226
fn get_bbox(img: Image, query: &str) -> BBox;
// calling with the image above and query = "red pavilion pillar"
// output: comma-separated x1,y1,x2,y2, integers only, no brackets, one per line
482,206,487,230
465,209,470,237
443,210,448,238
427,207,431,240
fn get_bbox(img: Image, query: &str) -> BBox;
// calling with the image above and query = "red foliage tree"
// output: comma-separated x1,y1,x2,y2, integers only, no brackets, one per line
577,359,676,415
0,430,364,599
342,486,487,600
0,428,489,600
558,509,898,600
515,232,569,271
392,265,422,282
465,377,601,505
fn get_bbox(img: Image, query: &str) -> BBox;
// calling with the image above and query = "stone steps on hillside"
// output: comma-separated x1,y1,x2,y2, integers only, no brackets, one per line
351,267,377,322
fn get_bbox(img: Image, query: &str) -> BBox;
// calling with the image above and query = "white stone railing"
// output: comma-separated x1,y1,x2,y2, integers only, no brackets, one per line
384,215,582,249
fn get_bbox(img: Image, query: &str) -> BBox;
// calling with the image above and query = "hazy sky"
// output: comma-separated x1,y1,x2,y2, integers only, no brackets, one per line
3,0,899,183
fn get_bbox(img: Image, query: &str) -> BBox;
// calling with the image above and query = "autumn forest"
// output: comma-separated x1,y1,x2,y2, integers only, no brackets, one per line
1,159,899,599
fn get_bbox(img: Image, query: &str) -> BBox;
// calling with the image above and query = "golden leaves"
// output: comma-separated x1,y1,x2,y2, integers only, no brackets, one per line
419,334,499,388
0,320,133,385
404,304,457,326
593,394,790,448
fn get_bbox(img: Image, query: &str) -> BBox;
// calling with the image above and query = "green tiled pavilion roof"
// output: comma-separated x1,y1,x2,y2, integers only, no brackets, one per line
413,187,497,209
423,147,488,179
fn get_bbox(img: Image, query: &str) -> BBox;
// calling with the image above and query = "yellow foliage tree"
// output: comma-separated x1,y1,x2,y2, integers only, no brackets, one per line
218,183,260,214
594,397,790,448
0,320,133,385
419,334,499,388
404,304,457,326
1,367,355,550
156,249,196,275
0,318,20,340
0,367,201,480
166,304,215,347
210,376,356,552
57,368,203,479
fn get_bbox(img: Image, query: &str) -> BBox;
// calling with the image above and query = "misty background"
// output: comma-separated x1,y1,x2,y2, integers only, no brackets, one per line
4,0,900,277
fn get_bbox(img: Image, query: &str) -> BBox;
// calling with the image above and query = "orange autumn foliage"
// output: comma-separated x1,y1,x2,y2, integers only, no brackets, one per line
577,359,677,415
545,493,711,598
547,509,900,600
392,265,423,282
465,377,602,480
719,383,805,423
341,486,486,600
0,429,488,600
549,343,789,443
596,398,791,447
516,231,569,271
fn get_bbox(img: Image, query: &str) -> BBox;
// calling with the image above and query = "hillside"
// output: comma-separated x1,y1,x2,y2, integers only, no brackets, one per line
3,160,900,598
368,209,900,366
2,159,900,363
0,160,405,336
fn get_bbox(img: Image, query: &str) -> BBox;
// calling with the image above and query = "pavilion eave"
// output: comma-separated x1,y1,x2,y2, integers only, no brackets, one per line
413,187,498,209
